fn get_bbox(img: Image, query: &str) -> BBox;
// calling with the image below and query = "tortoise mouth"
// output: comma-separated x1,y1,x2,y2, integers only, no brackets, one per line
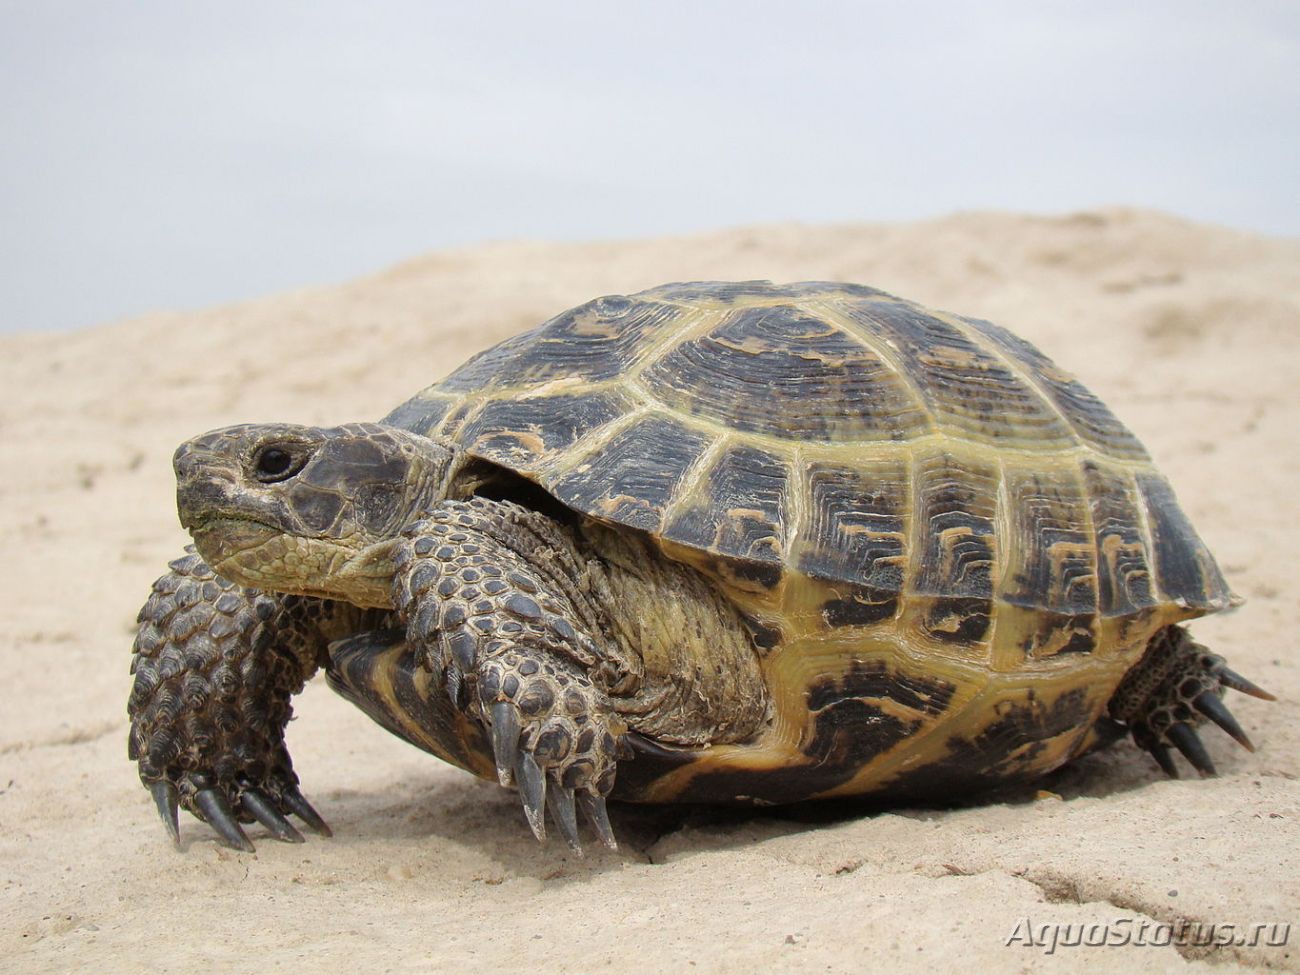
187,516,284,569
186,516,398,608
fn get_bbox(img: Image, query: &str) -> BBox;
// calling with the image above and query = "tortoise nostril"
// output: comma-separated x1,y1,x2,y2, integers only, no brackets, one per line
173,444,199,480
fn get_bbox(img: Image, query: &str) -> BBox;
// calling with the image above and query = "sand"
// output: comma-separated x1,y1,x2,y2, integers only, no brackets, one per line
1,209,1297,974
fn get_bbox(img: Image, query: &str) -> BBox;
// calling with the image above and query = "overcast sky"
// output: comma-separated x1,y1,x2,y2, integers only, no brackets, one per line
2,2,1297,333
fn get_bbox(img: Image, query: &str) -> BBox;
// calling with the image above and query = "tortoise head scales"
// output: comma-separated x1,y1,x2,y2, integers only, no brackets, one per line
173,422,459,607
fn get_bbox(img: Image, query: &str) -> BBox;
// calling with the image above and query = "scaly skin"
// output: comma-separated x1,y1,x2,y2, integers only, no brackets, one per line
129,548,365,849
1109,625,1275,777
392,499,634,848
132,422,666,852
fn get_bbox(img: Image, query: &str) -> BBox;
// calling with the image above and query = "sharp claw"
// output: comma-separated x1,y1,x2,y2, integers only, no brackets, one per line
242,790,305,843
194,789,255,852
282,787,332,837
515,752,547,842
490,702,520,788
1145,742,1180,779
151,781,180,848
1167,723,1217,777
545,775,582,854
577,792,617,850
1218,667,1276,701
445,663,464,707
1194,692,1255,752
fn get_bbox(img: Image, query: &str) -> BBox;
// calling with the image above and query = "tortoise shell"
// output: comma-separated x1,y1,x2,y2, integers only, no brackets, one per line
380,281,1233,803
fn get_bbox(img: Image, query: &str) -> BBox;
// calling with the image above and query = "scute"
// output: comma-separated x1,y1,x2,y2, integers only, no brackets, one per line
836,298,1075,446
640,303,929,442
663,444,791,587
963,315,1150,460
391,281,1233,630
436,293,682,392
800,457,909,627
453,389,638,473
550,413,713,534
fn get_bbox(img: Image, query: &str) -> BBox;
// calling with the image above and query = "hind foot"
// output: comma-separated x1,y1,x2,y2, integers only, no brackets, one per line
1109,626,1274,777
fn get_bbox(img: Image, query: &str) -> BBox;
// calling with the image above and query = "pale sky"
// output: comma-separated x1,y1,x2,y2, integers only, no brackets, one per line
2,1,1297,332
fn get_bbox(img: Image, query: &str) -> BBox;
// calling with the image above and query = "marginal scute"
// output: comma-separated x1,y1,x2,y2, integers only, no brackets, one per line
1137,474,1233,613
640,303,929,442
913,451,998,643
799,457,909,626
663,444,790,585
382,394,454,438
551,414,712,534
455,389,638,471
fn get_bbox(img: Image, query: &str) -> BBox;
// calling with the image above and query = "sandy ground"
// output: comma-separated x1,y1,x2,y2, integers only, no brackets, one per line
2,209,1298,974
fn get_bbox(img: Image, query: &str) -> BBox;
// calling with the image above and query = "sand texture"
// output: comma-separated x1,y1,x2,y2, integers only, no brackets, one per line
2,209,1298,973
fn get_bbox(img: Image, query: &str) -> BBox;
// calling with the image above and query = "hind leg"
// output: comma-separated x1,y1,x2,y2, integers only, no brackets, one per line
1109,626,1274,777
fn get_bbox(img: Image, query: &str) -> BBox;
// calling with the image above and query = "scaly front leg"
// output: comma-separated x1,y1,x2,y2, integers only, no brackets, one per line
392,499,637,851
129,547,361,851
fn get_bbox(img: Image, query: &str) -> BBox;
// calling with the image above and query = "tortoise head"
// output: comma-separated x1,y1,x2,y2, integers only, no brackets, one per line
174,422,460,607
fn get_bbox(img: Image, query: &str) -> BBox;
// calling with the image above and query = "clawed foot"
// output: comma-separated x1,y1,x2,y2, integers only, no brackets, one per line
129,549,344,853
146,772,331,853
1113,627,1275,778
478,649,624,853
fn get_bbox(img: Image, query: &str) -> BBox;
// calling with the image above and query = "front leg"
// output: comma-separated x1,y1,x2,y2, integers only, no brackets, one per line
393,499,634,851
129,547,360,851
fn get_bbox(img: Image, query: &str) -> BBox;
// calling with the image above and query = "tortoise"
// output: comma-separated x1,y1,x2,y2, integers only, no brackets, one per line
128,280,1273,854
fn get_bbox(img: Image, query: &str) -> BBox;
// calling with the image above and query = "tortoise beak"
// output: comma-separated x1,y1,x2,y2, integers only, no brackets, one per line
174,431,245,533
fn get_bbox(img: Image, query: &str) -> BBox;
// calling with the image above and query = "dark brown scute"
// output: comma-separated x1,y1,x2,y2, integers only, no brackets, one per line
1082,461,1157,616
821,587,898,627
839,299,1073,443
914,452,997,641
1002,469,1096,615
664,444,790,576
924,596,993,644
1137,474,1233,611
963,315,1149,460
552,414,711,533
383,395,453,437
438,297,679,392
641,303,928,442
799,458,908,618
455,389,636,468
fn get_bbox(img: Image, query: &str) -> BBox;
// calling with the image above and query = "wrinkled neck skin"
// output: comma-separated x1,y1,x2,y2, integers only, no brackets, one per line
175,421,462,608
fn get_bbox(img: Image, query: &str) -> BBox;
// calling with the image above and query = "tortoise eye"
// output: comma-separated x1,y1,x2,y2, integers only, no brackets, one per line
252,445,306,483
